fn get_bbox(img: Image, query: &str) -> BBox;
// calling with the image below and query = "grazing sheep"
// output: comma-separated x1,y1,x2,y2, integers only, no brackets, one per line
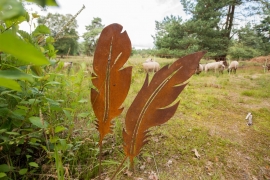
63,62,73,68
142,61,160,73
195,64,204,74
228,61,239,74
205,61,225,73
145,58,154,63
262,64,270,71
59,62,73,75
219,65,225,74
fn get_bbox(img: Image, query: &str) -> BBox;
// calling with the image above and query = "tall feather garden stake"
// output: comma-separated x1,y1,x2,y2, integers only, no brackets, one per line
122,51,206,172
90,23,132,178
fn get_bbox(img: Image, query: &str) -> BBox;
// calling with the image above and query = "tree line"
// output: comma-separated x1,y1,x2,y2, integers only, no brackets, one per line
36,0,269,60
37,13,104,56
153,0,270,60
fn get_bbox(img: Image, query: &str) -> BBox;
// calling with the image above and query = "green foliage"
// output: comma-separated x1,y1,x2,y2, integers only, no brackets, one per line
82,17,104,56
0,21,52,91
25,0,58,7
228,43,262,60
154,0,268,59
38,13,79,55
54,29,79,55
255,16,270,54
0,1,85,179
0,0,26,20
0,32,49,65
153,16,199,57
228,22,269,59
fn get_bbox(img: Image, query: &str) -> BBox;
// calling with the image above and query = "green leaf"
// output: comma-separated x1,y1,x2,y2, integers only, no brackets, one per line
16,105,29,110
0,0,26,20
7,93,21,100
32,25,51,36
55,126,66,133
0,103,7,108
25,0,59,7
32,13,40,18
5,132,20,135
29,117,48,128
0,129,7,134
25,12,30,22
19,168,28,175
0,172,7,178
17,30,32,43
5,15,27,26
46,36,54,43
45,81,61,86
0,164,14,172
0,24,4,31
78,99,88,103
30,66,43,76
0,77,21,91
28,162,38,168
50,136,59,143
11,109,26,120
28,99,41,105
47,43,55,51
0,32,49,65
63,110,72,120
0,69,33,82
78,112,90,118
0,108,10,118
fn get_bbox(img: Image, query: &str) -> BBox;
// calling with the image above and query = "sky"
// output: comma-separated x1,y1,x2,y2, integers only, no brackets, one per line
21,0,188,49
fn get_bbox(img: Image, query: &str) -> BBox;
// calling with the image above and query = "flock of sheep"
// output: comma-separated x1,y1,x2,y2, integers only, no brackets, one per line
61,57,270,75
141,58,240,74
195,60,239,74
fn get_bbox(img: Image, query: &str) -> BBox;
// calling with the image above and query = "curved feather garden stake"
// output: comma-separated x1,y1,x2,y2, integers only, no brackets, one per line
123,51,206,170
90,23,132,177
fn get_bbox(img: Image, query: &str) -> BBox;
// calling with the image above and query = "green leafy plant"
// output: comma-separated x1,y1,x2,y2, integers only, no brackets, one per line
0,1,77,179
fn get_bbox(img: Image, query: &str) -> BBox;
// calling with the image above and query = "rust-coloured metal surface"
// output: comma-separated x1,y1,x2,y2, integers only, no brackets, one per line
91,23,132,144
123,51,206,168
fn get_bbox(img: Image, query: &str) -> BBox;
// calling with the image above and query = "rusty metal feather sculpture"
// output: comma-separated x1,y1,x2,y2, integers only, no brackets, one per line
90,23,132,177
91,23,132,144
122,51,206,169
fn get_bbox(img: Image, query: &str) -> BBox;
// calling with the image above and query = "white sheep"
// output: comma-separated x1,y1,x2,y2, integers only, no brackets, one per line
205,61,225,73
195,64,205,74
228,61,239,73
63,62,73,68
262,64,270,72
145,58,154,63
142,61,160,73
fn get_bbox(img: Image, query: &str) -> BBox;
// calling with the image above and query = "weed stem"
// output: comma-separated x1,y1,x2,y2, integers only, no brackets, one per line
110,156,127,180
152,152,160,177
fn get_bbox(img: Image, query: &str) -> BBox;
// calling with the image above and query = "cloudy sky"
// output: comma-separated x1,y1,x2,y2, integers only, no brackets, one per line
22,0,188,49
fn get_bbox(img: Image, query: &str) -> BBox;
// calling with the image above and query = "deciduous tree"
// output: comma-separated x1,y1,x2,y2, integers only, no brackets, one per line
38,13,79,55
82,17,104,56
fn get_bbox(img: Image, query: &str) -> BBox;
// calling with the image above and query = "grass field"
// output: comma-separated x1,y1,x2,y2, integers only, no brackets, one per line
55,55,270,180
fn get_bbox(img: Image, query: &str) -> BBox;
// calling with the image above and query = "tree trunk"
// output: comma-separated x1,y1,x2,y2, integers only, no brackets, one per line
215,3,236,66
214,55,228,66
